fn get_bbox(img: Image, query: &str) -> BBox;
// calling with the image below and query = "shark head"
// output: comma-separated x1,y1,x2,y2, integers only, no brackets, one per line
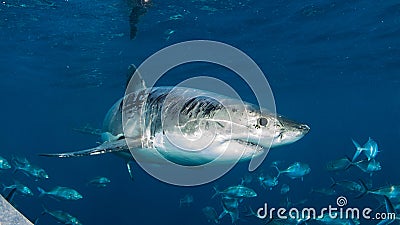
142,87,310,165
200,100,309,161
256,113,310,148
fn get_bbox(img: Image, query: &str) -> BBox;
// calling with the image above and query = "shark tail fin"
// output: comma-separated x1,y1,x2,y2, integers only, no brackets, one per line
356,179,369,199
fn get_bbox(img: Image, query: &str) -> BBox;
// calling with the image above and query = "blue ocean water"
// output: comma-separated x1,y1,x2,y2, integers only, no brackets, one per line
1,0,399,224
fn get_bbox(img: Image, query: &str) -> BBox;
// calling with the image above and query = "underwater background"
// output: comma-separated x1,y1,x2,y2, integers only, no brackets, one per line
1,0,399,224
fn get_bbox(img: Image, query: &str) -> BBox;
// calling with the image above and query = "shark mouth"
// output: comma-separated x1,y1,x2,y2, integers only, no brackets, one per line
234,139,259,147
232,139,264,152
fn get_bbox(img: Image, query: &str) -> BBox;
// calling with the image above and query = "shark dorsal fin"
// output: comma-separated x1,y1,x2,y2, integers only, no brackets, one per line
125,64,146,93
120,64,147,110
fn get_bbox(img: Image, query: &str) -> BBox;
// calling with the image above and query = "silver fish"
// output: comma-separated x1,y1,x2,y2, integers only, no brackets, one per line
310,187,336,196
274,162,311,181
355,159,381,175
358,180,400,199
315,212,360,225
240,174,253,185
280,184,290,195
351,138,379,162
179,194,194,207
326,157,353,172
87,177,111,188
258,173,279,190
38,206,82,225
283,197,308,208
202,206,220,224
12,157,49,181
326,156,381,176
219,196,240,224
212,185,257,199
330,177,363,193
376,196,397,225
2,181,33,197
0,156,11,170
37,186,82,200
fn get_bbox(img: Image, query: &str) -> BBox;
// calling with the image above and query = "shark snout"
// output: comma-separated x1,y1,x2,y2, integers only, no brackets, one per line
289,123,310,137
297,124,310,134
279,117,310,134
274,117,310,146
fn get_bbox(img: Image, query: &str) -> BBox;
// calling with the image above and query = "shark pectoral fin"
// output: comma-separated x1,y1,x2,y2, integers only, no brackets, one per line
39,139,128,158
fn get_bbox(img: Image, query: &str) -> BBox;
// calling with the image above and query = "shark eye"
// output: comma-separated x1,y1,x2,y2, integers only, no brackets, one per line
257,117,268,127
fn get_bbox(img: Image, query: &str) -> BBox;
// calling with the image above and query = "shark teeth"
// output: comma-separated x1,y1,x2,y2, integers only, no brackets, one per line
234,139,259,147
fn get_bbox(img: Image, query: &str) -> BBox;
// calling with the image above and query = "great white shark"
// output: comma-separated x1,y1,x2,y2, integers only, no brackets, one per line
40,66,310,179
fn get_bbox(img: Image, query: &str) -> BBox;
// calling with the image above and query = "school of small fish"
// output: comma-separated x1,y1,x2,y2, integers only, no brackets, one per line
0,155,111,224
1,137,398,224
196,137,398,225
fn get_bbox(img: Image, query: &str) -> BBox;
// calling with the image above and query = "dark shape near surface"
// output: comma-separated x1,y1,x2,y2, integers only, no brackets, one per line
129,0,152,39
